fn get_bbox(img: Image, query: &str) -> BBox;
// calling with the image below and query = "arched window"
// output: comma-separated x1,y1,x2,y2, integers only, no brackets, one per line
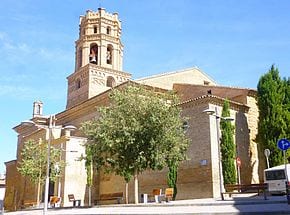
76,79,81,89
78,48,82,68
36,104,41,115
89,44,98,64
106,76,116,88
106,45,113,65
106,26,111,35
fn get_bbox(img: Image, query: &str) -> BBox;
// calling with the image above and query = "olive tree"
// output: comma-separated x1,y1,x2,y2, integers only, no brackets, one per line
81,85,190,204
18,139,64,205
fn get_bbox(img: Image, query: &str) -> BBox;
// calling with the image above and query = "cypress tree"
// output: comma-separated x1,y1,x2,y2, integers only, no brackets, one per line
220,99,236,185
283,78,290,140
257,65,288,167
167,160,178,200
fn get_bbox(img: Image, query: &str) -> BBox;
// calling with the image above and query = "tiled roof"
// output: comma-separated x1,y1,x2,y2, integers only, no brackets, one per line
177,94,250,112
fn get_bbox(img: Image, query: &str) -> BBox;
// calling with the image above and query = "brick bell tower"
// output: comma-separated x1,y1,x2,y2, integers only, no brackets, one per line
66,8,132,109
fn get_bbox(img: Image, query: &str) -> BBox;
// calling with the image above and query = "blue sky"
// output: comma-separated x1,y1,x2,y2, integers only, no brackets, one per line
0,0,290,174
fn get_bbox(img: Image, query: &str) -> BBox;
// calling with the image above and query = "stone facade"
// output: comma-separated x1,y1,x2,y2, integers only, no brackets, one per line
4,8,263,211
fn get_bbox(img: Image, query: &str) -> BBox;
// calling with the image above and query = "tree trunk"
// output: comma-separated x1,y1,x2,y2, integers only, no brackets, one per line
88,162,93,206
134,170,139,204
37,178,41,206
125,182,129,204
88,186,91,206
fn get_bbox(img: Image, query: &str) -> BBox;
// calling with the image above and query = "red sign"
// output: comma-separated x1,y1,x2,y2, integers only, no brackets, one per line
236,157,241,167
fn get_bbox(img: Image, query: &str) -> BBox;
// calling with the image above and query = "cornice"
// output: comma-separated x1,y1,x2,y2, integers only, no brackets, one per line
67,64,131,80
178,94,250,113
174,83,257,97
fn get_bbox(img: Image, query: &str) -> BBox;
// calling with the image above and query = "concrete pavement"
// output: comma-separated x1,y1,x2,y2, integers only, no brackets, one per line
3,195,290,215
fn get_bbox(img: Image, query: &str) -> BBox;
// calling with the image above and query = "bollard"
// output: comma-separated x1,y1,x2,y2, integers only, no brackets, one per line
286,181,290,204
140,193,148,203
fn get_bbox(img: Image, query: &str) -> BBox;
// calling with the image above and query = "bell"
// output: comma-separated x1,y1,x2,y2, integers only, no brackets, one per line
90,56,96,62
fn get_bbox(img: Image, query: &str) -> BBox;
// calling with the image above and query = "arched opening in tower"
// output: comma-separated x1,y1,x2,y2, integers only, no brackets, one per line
106,76,116,88
89,44,98,64
78,48,82,68
106,45,113,65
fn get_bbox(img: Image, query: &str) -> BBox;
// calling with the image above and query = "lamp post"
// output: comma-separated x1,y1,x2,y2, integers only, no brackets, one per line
203,107,234,199
22,115,76,214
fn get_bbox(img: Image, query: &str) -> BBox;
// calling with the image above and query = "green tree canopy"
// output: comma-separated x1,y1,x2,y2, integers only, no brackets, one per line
220,99,236,185
81,85,190,203
257,65,289,167
283,77,290,140
18,139,64,184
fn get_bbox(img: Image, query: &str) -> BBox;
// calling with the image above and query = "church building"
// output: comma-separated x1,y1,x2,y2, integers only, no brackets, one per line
4,8,263,211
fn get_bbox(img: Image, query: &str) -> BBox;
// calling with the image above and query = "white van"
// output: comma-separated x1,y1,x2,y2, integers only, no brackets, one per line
264,164,290,194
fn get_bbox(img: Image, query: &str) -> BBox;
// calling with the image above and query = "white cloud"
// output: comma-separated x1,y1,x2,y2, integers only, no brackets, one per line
0,31,72,63
0,84,66,101
0,85,34,98
0,32,32,58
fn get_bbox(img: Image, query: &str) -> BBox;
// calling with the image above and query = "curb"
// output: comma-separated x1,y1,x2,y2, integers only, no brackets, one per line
92,199,287,208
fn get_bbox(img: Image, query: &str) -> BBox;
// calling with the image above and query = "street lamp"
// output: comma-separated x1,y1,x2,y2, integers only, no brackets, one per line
203,107,234,199
22,115,76,214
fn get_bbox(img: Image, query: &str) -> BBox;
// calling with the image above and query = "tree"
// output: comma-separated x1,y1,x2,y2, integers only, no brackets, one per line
167,160,178,200
283,78,290,141
81,85,190,204
257,65,288,167
84,146,93,206
220,99,236,185
18,139,64,204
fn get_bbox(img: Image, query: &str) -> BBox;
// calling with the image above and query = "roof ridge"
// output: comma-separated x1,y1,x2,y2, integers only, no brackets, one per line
174,83,256,91
178,94,245,107
135,66,217,84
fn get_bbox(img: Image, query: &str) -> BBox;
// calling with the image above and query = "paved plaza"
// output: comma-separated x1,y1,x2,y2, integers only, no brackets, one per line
3,195,290,215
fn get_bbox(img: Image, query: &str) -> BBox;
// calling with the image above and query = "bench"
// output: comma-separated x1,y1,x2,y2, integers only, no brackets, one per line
148,188,162,202
49,196,61,208
148,188,174,203
98,192,124,204
23,200,37,208
68,194,81,207
221,183,268,200
164,188,174,202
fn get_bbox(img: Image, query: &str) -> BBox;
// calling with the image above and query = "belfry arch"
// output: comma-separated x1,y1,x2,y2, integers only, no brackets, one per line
106,44,113,65
89,44,98,64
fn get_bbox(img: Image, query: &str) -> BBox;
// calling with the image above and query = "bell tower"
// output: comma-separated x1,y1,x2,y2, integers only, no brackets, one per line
66,8,131,109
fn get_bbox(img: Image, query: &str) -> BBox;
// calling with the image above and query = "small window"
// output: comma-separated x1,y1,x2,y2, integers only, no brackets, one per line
106,26,111,35
76,79,81,89
36,104,41,115
182,121,189,132
106,76,115,88
204,81,210,86
94,26,98,33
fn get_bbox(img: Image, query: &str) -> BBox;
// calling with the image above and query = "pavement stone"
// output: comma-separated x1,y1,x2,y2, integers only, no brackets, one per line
3,195,290,215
